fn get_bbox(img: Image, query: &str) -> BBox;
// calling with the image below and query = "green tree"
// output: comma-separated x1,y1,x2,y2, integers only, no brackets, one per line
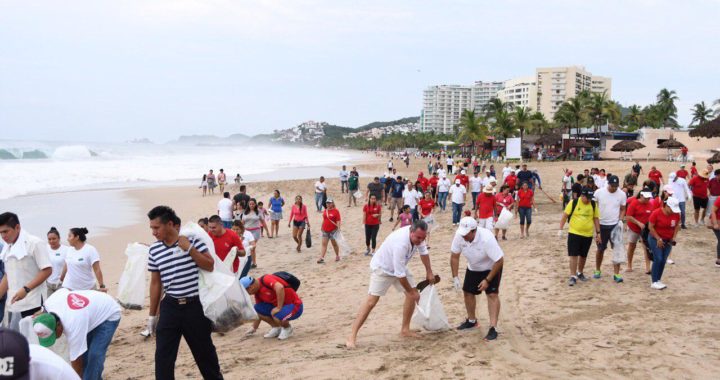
624,105,644,131
585,91,619,133
656,88,679,128
691,101,714,126
457,109,488,150
554,96,587,139
529,111,552,135
512,106,533,143
491,109,517,140
482,98,509,120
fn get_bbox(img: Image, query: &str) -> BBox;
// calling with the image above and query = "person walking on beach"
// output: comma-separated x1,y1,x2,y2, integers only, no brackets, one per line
648,197,681,290
317,198,341,264
469,171,483,210
288,196,310,253
562,170,574,208
339,165,350,194
592,175,627,282
200,174,208,196
240,199,264,269
367,177,384,205
208,215,245,274
217,192,234,229
559,187,600,286
363,195,382,256
708,196,720,267
402,181,421,221
61,228,107,292
268,190,285,238
449,179,467,226
207,169,217,195
516,181,535,239
240,274,303,340
437,174,451,212
144,206,223,379
314,177,327,212
234,173,243,190
348,170,360,207
688,170,710,226
625,189,654,274
451,217,504,341
0,212,52,319
648,166,664,187
494,185,514,240
446,155,454,174
233,185,251,211
217,169,227,193
388,176,405,222
46,227,68,297
668,172,692,229
345,220,436,349
231,221,255,278
418,191,436,248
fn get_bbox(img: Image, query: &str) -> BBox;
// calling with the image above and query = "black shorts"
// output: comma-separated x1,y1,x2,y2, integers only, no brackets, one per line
693,196,708,210
567,233,593,257
462,268,502,295
596,224,616,252
292,220,306,228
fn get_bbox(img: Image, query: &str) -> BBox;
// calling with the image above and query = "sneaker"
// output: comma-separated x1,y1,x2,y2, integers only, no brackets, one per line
263,327,281,338
484,327,498,341
681,225,687,229
715,260,720,267
278,326,294,340
577,273,588,282
568,276,577,286
656,281,668,289
613,274,624,283
593,270,601,279
364,248,371,256
650,282,667,290
316,258,325,264
667,259,675,265
456,319,478,330
251,264,257,269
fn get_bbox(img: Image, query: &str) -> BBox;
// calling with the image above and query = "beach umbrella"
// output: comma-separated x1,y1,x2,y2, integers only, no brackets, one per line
708,152,720,164
535,133,563,146
611,140,645,152
657,139,685,149
570,140,593,149
689,117,720,138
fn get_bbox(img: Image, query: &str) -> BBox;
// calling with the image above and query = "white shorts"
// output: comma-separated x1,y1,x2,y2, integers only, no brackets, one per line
626,229,641,244
368,268,414,297
478,217,494,230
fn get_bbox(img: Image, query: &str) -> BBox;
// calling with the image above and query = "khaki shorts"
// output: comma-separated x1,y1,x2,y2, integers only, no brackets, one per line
626,229,641,243
478,217,494,230
390,197,403,211
368,268,414,296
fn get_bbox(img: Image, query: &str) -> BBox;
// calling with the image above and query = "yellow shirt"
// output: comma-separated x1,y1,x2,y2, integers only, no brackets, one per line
565,200,599,237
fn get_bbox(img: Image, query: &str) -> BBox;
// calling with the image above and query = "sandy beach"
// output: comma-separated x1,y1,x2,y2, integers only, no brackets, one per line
33,153,719,379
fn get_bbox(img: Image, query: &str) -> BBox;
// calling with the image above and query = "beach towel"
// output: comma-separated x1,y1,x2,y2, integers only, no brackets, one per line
116,243,149,310
411,285,450,331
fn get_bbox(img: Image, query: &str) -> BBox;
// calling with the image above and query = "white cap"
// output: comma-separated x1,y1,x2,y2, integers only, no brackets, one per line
640,191,653,198
455,179,461,184
669,172,677,180
456,217,478,236
665,197,681,213
662,184,674,195
461,169,466,174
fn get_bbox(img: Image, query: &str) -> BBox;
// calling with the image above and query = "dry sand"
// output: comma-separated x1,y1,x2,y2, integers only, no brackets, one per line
84,154,719,379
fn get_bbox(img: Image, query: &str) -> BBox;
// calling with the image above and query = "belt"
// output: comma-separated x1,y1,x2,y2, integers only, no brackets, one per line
165,295,200,305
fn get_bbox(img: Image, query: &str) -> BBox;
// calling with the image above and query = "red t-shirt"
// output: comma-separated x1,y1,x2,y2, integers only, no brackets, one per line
505,175,518,189
691,166,698,177
649,197,663,210
709,178,720,196
714,197,720,220
626,200,654,233
649,208,680,240
476,193,495,219
516,189,534,208
688,176,709,199
494,193,514,216
210,229,244,272
648,170,663,184
417,177,430,192
322,208,341,232
455,174,469,188
676,169,688,179
418,199,435,217
627,196,637,208
363,204,382,225
429,176,439,189
256,274,302,309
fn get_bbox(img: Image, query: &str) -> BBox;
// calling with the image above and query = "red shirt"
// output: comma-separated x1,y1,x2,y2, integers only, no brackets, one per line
322,208,341,232
516,189,534,208
256,274,302,308
627,196,637,208
417,177,430,192
626,200,654,233
676,169,688,179
290,204,308,222
494,193,514,216
649,197,663,210
688,176,709,199
363,204,382,225
455,174,469,188
691,166,698,177
648,169,663,185
505,174,518,189
210,229,244,272
649,208,680,240
714,197,720,220
709,178,720,196
418,199,435,217
429,176,439,189
476,193,495,219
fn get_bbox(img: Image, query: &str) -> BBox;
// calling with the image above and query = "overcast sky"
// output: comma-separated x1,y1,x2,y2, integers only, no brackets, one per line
1,0,718,142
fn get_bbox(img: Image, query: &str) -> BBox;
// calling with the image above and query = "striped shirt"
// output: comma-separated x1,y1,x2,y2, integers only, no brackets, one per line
148,238,208,298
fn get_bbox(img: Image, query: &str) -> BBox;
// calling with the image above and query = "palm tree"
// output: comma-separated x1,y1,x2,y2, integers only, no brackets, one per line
624,105,644,131
691,101,714,127
528,111,551,135
555,97,586,139
491,109,517,140
483,98,509,120
656,88,679,128
512,106,533,142
585,91,614,133
714,98,720,116
456,109,487,153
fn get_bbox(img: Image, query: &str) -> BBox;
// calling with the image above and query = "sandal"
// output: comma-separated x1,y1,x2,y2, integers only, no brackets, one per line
335,256,340,262
317,258,325,264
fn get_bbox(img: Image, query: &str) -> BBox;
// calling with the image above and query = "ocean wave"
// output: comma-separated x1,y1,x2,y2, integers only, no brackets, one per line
52,145,97,160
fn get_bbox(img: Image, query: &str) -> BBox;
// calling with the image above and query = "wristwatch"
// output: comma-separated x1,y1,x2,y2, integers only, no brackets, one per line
99,284,106,289
22,286,31,293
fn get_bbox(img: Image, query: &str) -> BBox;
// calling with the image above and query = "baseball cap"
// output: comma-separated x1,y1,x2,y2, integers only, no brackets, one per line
640,188,653,198
581,187,594,197
0,328,30,379
325,198,334,203
608,175,620,186
662,184,674,195
454,179,461,184
240,276,254,289
456,217,478,236
665,197,681,213
32,313,57,348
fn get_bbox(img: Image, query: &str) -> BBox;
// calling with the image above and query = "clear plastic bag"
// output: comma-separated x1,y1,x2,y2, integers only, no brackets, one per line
411,285,450,331
423,215,440,233
180,223,258,332
221,247,238,274
353,190,363,199
335,231,353,257
116,243,149,310
494,208,513,230
611,223,627,264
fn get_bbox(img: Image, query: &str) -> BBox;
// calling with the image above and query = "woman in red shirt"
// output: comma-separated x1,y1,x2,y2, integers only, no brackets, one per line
288,195,310,253
708,196,720,267
363,194,382,256
318,198,341,264
515,181,534,239
648,197,681,290
625,190,654,273
688,170,710,225
418,191,436,248
493,185,514,240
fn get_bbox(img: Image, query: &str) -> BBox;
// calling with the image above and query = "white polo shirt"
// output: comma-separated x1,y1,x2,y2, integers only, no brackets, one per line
469,177,483,192
62,244,101,291
437,178,451,192
217,198,234,221
0,230,51,312
593,187,627,226
450,228,504,272
370,226,428,278
402,189,420,208
449,184,467,204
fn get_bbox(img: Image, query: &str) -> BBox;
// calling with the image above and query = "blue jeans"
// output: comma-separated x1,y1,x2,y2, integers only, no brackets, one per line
679,202,686,227
82,318,120,380
314,193,323,212
239,256,252,278
452,203,463,224
648,236,673,283
471,192,479,209
518,207,532,225
438,192,448,210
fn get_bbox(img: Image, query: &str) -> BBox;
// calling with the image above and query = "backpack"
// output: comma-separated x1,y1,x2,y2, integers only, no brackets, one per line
567,198,596,222
261,271,301,291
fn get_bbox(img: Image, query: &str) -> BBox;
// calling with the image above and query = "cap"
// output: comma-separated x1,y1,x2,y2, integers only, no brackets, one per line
461,169,466,174
325,198,334,203
680,164,686,168
240,276,254,289
662,184,674,195
665,197,681,213
581,187,594,197
454,179,461,184
483,184,494,194
0,328,30,379
456,217,478,237
32,313,57,348
608,175,620,186
669,172,677,180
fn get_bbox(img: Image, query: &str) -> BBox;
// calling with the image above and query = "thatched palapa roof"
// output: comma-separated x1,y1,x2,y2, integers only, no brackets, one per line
689,117,720,138
611,140,646,152
535,133,563,146
708,152,720,164
658,139,685,149
570,140,593,149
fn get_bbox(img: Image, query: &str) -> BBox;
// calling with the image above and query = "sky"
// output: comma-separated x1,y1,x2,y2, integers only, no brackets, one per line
1,0,718,143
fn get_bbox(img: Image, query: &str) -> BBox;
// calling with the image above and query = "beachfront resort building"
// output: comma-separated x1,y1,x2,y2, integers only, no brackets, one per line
472,81,506,113
536,66,612,119
498,76,537,111
421,85,474,134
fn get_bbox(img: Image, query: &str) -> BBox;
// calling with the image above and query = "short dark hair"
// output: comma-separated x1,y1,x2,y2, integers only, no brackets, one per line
197,217,209,225
715,169,720,176
208,215,222,224
147,206,181,225
239,185,247,192
411,219,428,232
224,192,230,198
70,227,89,242
0,212,19,228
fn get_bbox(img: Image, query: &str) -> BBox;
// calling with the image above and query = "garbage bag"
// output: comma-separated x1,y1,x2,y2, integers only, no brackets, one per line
494,208,513,230
221,247,238,274
411,285,450,331
6,311,22,331
20,316,71,362
117,243,149,310
335,231,352,257
180,223,258,332
611,223,627,265
305,227,312,248
353,190,363,199
423,215,440,233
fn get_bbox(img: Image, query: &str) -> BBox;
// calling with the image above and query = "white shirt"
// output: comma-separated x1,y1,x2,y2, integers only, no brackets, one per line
562,175,574,190
451,228,504,271
446,158,454,166
436,168,446,178
593,187,627,226
217,198,234,221
314,181,327,193
29,344,80,380
44,289,121,361
241,230,256,252
502,167,513,180
370,226,428,278
0,230,51,312
670,178,692,202
402,189,420,208
469,176,483,192
482,176,496,188
594,175,608,190
62,244,100,291
437,178,451,192
339,170,349,180
449,184,467,204
47,245,68,286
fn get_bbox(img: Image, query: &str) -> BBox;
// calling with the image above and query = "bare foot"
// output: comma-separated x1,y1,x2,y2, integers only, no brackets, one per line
400,330,422,339
344,339,357,349
626,268,634,272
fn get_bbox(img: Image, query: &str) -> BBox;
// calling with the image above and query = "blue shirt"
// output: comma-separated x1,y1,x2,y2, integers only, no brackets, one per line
269,197,284,213
391,180,405,198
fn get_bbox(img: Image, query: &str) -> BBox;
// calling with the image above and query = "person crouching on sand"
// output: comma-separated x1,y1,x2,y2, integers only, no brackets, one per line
241,275,303,340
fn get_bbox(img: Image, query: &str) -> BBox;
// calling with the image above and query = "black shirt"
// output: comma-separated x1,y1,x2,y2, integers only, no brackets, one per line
233,193,250,209
632,164,642,174
517,170,533,186
571,183,583,197
367,182,384,200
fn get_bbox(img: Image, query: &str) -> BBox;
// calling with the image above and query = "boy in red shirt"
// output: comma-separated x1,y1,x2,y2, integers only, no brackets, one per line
241,274,303,340
208,215,245,273
688,170,710,225
625,190,654,273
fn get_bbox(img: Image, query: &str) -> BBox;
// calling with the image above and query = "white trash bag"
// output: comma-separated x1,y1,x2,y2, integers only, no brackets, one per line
19,316,71,362
353,190,363,199
180,223,257,333
221,247,238,274
494,208,513,230
335,231,353,257
423,215,440,233
116,243,149,310
411,285,450,331
611,223,627,265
